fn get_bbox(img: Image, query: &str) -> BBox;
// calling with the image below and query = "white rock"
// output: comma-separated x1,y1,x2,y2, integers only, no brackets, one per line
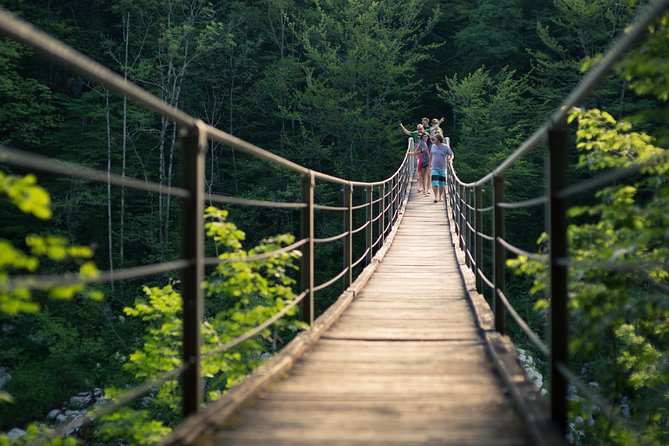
62,415,86,436
0,368,11,389
621,397,631,419
7,428,26,441
69,395,92,408
260,352,272,361
47,409,61,420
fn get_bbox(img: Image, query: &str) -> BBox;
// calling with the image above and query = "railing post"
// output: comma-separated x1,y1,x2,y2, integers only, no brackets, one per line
402,162,408,203
548,121,569,434
344,182,353,287
300,172,315,325
493,174,505,334
458,184,465,251
393,176,398,222
380,182,386,246
388,178,395,228
366,186,373,263
475,185,483,294
447,167,454,222
408,138,415,181
465,187,472,268
180,120,207,417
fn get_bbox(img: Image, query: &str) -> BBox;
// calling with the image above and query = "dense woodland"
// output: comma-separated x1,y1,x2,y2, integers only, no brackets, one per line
0,0,668,444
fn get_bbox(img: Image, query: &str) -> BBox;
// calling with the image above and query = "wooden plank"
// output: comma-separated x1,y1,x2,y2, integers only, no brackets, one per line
162,182,542,445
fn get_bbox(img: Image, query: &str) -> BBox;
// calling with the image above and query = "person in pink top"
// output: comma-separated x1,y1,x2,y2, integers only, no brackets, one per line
411,132,431,195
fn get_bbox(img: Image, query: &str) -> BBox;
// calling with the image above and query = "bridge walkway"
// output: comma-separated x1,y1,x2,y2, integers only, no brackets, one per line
167,182,539,445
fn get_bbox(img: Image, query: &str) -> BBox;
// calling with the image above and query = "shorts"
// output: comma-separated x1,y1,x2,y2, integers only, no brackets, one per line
431,169,446,187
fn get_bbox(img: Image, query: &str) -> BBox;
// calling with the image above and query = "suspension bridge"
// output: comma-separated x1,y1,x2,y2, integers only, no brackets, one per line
162,184,559,445
1,1,667,444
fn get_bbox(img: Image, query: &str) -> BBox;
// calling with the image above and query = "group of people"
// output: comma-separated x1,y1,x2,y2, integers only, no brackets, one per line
399,117,454,203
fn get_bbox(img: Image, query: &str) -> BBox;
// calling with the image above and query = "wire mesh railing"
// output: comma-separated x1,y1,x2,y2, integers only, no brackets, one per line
446,0,669,438
0,8,414,440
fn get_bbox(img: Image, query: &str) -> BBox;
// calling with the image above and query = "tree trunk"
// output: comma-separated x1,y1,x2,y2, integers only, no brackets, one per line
120,12,129,271
104,89,115,292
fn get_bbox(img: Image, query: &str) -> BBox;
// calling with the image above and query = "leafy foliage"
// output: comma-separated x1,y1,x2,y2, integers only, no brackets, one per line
0,423,78,446
1,0,669,443
95,207,304,443
0,40,58,146
0,172,100,314
508,107,669,444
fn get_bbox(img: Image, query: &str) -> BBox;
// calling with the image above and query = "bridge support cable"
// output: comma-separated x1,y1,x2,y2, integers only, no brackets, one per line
300,172,315,325
475,186,484,294
493,175,506,335
548,122,569,434
180,121,208,417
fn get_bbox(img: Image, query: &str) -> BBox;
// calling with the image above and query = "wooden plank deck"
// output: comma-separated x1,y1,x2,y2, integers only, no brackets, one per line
167,182,541,445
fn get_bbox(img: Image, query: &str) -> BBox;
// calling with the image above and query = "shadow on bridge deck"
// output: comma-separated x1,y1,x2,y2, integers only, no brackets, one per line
164,180,562,446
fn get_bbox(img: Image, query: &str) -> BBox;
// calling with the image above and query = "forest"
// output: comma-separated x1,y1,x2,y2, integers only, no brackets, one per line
0,0,668,444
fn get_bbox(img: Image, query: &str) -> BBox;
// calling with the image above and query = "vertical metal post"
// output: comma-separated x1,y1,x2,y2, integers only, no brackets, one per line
390,176,400,222
463,186,469,265
366,186,373,263
450,175,458,222
493,175,505,334
548,122,569,434
344,182,353,287
180,120,207,417
300,172,315,325
465,187,472,268
404,162,409,202
389,177,395,226
380,182,386,246
475,185,483,294
402,163,407,200
458,184,465,251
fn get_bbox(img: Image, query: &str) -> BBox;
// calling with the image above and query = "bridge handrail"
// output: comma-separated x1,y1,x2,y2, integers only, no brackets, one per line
0,8,416,440
447,0,669,438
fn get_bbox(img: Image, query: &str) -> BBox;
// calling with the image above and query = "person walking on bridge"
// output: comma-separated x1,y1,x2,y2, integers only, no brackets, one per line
429,117,444,139
429,134,454,203
398,121,424,142
399,121,426,190
412,132,431,195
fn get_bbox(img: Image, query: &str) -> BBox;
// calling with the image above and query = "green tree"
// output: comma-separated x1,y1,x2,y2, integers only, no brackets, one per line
454,0,526,73
509,107,669,445
95,207,304,443
0,41,57,146
528,0,638,113
287,0,438,180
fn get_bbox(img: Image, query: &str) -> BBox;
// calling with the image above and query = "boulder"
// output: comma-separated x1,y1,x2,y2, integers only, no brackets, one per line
0,368,11,388
7,428,26,441
69,394,92,408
